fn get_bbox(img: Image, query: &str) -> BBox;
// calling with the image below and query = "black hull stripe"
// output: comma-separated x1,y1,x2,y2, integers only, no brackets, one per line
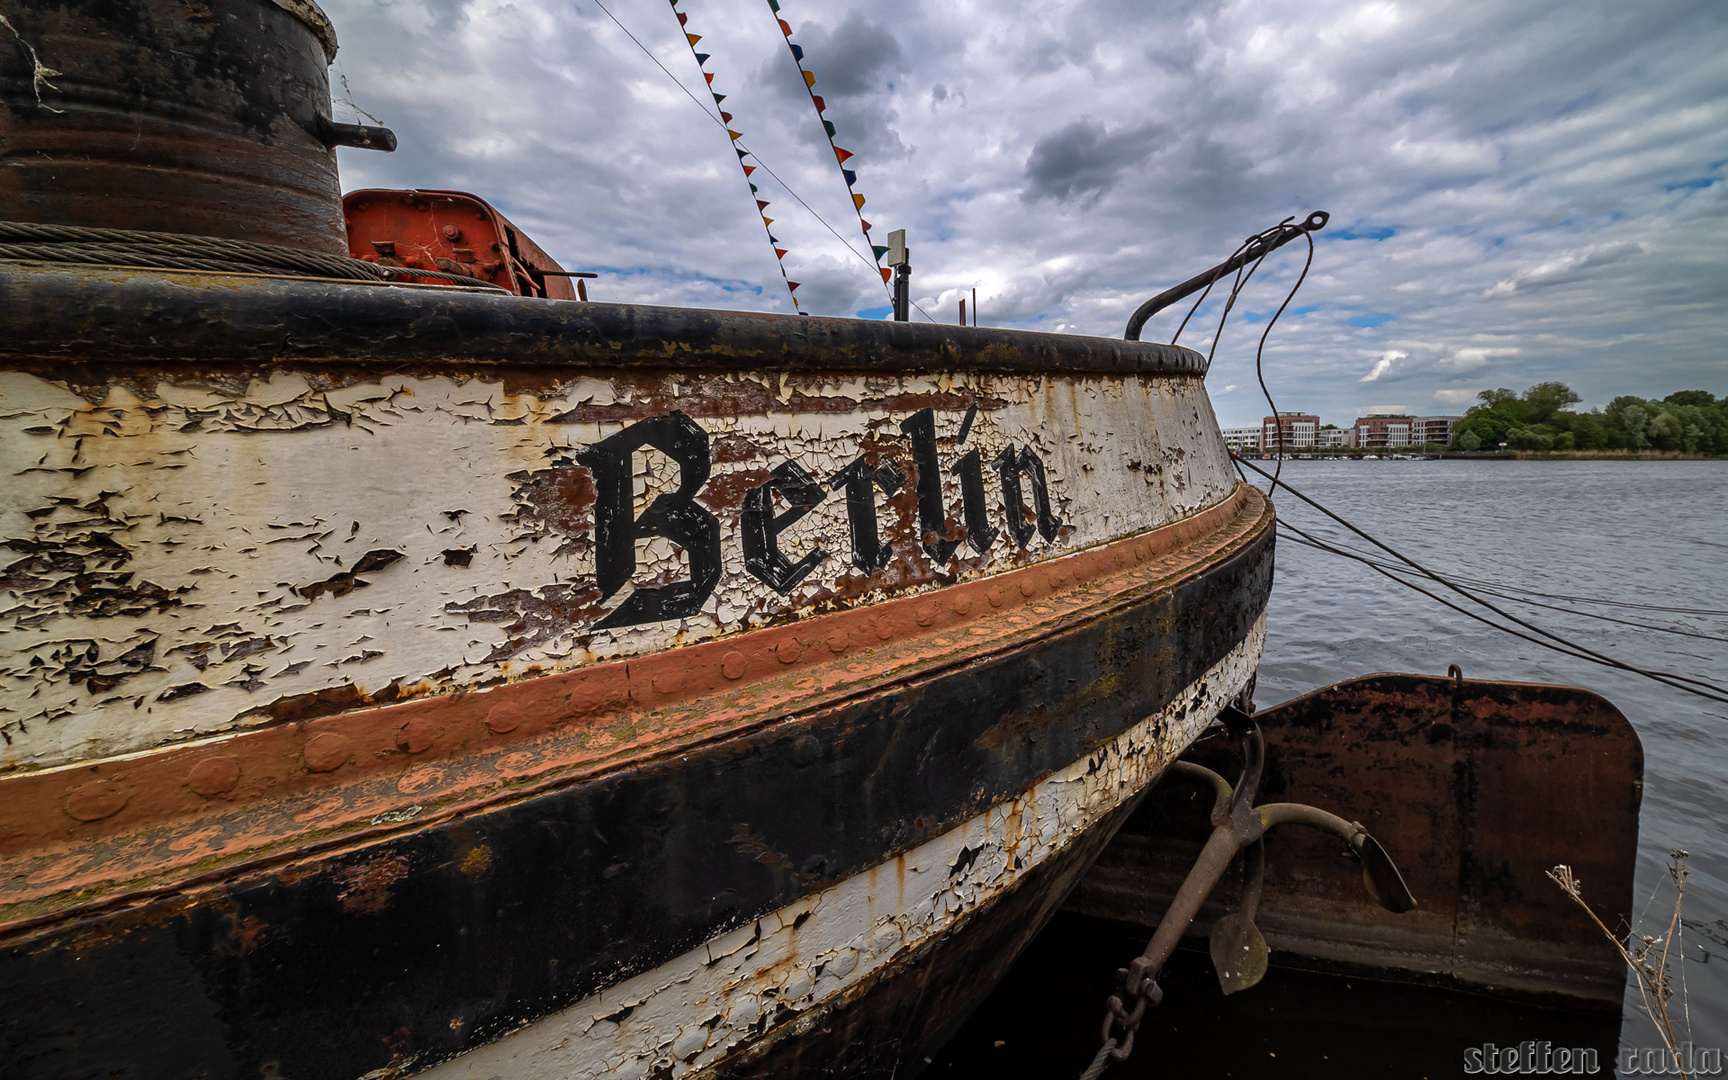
0,526,1272,1080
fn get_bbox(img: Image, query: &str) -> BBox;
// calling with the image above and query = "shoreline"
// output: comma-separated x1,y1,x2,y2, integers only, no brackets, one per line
1236,450,1725,462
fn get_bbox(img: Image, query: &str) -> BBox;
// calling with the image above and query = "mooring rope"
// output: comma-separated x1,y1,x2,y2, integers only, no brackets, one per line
0,221,503,289
1235,456,1728,705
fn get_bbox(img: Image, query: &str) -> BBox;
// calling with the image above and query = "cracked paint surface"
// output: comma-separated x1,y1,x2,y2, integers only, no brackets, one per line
414,617,1264,1080
1,367,1233,770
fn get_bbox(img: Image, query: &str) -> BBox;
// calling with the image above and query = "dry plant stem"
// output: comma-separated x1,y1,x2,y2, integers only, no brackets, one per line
1548,850,1692,1080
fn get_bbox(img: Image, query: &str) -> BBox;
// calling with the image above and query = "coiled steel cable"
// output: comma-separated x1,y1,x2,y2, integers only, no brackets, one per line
0,221,503,290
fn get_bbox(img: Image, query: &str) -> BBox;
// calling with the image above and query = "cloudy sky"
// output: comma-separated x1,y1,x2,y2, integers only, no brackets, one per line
324,0,1727,427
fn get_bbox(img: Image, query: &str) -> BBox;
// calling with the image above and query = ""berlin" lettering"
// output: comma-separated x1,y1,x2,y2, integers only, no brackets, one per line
575,407,1063,629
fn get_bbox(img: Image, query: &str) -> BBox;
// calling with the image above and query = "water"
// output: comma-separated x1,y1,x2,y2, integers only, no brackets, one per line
938,459,1727,1074
1254,458,1728,1051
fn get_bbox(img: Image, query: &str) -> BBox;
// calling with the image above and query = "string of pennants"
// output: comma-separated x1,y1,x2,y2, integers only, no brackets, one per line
669,0,804,312
766,0,892,285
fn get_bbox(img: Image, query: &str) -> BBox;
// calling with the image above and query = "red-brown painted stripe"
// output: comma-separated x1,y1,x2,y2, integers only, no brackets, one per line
0,485,1268,928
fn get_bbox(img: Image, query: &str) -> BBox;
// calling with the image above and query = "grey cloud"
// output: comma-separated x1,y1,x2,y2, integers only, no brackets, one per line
1021,119,1162,203
794,11,904,98
317,0,1728,432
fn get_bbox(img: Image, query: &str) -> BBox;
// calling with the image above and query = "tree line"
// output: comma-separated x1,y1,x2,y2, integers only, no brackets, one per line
1453,382,1728,453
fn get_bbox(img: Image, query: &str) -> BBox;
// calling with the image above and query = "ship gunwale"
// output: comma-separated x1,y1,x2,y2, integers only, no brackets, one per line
0,264,1208,376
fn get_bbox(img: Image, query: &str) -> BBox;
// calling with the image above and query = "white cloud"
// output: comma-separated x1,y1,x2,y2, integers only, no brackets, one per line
1434,388,1478,403
1360,349,1407,382
1362,404,1412,416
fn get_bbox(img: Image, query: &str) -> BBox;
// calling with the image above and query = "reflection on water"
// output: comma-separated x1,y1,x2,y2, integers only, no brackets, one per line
937,459,1727,1074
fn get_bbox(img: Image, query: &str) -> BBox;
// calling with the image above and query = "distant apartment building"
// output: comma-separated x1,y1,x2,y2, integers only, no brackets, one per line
1262,412,1320,451
1412,416,1463,445
1353,414,1462,448
1318,426,1355,448
1220,426,1262,451
1354,415,1413,448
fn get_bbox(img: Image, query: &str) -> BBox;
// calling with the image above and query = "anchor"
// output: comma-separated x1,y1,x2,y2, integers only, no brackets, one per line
1081,704,1416,1078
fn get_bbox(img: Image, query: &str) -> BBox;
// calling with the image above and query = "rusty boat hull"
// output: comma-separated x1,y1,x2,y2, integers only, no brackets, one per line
0,264,1271,1078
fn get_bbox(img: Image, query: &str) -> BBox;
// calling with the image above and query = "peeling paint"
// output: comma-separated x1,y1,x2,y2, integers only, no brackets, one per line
416,618,1264,1080
1,368,1233,771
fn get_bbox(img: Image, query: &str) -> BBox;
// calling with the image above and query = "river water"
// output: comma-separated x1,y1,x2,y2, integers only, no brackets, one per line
936,459,1726,1075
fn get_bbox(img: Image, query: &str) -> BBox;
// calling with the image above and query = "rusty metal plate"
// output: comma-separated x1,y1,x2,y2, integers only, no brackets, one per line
1069,673,1643,1007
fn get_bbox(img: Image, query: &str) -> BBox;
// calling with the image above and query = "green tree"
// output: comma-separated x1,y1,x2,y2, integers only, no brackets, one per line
1664,390,1716,408
1521,382,1583,424
1458,430,1482,450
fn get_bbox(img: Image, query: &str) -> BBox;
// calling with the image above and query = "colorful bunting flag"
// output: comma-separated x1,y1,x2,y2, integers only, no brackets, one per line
765,0,891,301
670,3,804,312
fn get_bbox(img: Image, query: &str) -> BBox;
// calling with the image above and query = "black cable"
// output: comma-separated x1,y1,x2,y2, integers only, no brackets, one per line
589,0,923,316
1274,519,1728,704
1237,455,1728,703
1275,527,1728,644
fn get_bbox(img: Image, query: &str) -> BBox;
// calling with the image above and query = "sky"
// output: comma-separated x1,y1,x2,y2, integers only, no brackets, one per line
323,0,1728,428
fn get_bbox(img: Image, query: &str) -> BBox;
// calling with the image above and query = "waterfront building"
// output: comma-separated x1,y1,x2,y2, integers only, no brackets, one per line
1318,426,1355,448
1354,414,1462,448
1221,426,1263,451
1262,412,1320,451
1411,416,1462,446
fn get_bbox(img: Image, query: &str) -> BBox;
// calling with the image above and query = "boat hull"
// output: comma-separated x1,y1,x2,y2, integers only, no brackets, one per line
0,266,1269,1078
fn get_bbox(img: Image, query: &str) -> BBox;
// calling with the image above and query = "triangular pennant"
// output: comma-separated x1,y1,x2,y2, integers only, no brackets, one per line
677,12,687,25
834,147,854,164
861,219,872,232
720,111,733,122
762,217,775,226
842,169,857,186
779,19,793,36
872,245,890,260
852,193,866,209
756,200,770,210
880,267,892,283
812,95,825,113
802,69,817,88
743,164,756,176
712,92,726,104
728,129,744,141
775,248,789,259
686,33,701,45
768,234,779,243
749,183,759,193
787,281,801,291
705,72,715,84
790,43,804,61
695,52,710,65
737,148,749,159
768,0,779,10
823,120,837,137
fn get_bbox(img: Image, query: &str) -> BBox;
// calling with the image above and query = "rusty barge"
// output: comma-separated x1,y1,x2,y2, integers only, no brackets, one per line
0,2,1644,1078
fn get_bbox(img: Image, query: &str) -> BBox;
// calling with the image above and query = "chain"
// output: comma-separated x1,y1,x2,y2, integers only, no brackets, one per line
1084,954,1164,1077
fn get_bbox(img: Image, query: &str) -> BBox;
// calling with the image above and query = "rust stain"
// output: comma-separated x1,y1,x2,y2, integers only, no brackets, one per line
0,486,1269,931
336,856,409,914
